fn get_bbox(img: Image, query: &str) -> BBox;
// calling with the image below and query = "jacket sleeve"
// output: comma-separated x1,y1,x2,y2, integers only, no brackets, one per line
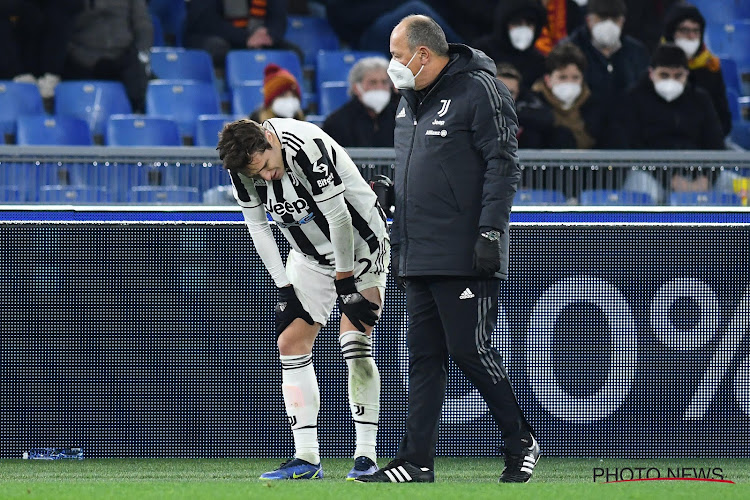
469,72,521,232
698,90,727,150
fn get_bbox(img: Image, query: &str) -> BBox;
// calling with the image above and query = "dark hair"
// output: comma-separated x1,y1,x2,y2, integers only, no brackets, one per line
545,42,587,75
496,62,522,85
216,119,272,173
650,43,689,69
587,0,627,18
402,15,450,56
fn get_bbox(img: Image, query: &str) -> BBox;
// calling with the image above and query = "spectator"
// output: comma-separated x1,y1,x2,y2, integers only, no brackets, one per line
249,63,305,122
323,57,399,147
184,0,302,69
63,0,153,112
623,0,680,53
618,44,725,201
566,0,649,104
529,42,608,149
326,1,462,55
662,2,732,136
473,0,547,92
0,0,84,98
534,0,586,55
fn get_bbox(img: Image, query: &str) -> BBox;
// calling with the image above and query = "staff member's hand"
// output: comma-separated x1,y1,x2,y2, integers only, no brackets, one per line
335,276,379,332
275,285,314,336
473,228,503,275
391,251,406,291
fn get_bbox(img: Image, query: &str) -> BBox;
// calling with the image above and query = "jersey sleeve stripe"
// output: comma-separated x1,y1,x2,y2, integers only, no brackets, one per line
346,200,379,253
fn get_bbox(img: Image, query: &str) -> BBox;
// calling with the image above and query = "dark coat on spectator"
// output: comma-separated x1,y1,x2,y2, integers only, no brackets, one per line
322,93,399,148
617,76,725,150
325,0,403,47
185,0,288,48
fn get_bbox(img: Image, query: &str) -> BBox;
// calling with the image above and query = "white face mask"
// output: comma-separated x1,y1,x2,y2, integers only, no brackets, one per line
358,86,392,114
271,96,301,118
591,19,621,47
653,78,685,102
674,38,701,58
387,51,424,90
509,26,535,51
572,0,588,5
551,82,582,108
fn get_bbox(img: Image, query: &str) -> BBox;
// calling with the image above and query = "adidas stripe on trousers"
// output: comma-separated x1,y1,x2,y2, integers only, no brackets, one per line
397,276,531,469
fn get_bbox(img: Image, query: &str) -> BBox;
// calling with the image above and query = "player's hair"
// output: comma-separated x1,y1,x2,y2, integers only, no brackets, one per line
216,119,272,173
348,56,390,95
401,15,449,56
545,42,587,75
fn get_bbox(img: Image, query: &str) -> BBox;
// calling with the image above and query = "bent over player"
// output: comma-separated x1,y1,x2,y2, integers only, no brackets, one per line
217,118,390,480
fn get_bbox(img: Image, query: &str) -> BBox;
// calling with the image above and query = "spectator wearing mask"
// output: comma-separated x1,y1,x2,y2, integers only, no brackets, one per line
662,2,732,136
63,0,153,112
534,0,586,55
323,57,399,147
474,0,548,93
566,0,649,105
185,0,301,68
249,63,305,122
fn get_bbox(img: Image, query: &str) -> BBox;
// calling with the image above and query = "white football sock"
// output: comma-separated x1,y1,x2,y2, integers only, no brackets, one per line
340,331,380,462
280,354,320,465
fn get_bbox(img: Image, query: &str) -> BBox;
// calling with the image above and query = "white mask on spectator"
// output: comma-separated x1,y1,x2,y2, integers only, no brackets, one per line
271,96,301,118
674,38,701,58
388,51,423,89
358,86,392,114
653,78,685,102
509,26,535,51
591,19,621,47
551,82,582,108
572,0,588,6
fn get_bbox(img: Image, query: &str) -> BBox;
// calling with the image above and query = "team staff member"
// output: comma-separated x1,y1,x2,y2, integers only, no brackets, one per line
217,118,389,481
357,15,538,484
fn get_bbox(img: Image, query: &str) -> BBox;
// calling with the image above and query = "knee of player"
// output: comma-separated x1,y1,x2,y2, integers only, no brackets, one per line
276,332,313,356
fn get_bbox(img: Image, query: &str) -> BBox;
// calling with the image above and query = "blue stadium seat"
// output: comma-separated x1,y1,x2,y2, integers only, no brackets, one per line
16,115,92,145
195,114,233,147
318,83,350,116
148,0,186,46
107,114,181,146
731,121,750,149
54,81,132,141
38,185,111,204
225,50,303,88
146,80,220,139
579,189,655,206
720,57,742,95
727,88,742,121
689,0,750,25
231,82,265,116
669,191,741,206
514,189,567,205
0,81,44,140
128,185,201,203
151,13,165,46
150,48,215,83
315,50,383,91
705,22,750,64
285,16,340,67
0,162,31,202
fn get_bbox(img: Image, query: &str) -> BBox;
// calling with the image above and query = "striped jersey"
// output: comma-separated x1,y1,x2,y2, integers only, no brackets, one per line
230,118,388,267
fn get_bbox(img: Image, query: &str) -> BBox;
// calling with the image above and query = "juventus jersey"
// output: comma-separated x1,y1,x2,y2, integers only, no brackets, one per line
231,118,388,267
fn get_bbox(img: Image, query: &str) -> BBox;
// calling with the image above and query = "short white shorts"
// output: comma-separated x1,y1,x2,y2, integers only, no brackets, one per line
286,238,390,326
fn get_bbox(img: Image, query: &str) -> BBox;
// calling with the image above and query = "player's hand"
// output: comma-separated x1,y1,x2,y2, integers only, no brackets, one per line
473,228,502,275
275,285,314,336
391,251,406,291
335,276,379,332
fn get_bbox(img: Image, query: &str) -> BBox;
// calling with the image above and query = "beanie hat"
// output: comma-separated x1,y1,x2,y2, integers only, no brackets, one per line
663,3,706,42
262,63,301,107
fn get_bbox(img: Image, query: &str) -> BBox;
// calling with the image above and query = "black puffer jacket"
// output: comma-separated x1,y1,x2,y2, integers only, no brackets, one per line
391,44,520,279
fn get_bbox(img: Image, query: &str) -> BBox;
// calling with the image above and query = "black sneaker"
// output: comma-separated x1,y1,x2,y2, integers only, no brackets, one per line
355,458,434,483
499,435,540,483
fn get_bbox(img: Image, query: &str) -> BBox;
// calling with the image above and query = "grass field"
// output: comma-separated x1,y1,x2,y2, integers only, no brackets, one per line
1,458,748,499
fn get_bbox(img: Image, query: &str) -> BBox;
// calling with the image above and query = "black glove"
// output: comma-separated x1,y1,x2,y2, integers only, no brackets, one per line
275,286,314,336
391,251,406,291
473,228,502,275
335,276,379,332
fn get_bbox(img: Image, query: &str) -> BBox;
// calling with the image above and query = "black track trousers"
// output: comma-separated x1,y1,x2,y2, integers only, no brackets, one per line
397,276,530,469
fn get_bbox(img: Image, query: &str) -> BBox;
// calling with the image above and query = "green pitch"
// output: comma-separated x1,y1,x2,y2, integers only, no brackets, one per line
1,458,748,500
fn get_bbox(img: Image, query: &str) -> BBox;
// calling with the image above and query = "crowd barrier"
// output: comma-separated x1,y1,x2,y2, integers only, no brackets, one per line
1,207,748,458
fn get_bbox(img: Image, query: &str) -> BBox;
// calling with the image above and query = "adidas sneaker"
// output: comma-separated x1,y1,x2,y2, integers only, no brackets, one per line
259,458,323,480
499,435,540,483
346,456,379,480
355,458,434,483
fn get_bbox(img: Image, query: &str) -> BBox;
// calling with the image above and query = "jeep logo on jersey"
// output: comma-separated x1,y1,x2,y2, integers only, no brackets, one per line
265,198,309,216
437,99,451,117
